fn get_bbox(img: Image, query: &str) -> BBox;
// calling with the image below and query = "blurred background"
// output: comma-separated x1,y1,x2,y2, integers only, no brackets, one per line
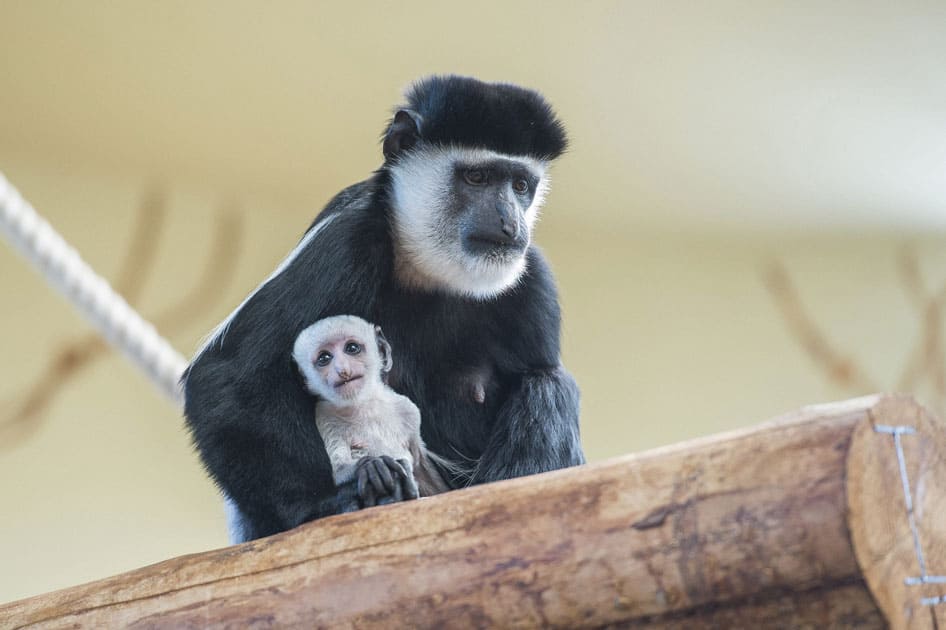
2,1,945,604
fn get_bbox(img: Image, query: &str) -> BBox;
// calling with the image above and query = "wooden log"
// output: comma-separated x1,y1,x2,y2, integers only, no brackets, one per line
1,394,942,628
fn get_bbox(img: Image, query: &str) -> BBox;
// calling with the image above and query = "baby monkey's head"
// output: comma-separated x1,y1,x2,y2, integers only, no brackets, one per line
292,315,393,406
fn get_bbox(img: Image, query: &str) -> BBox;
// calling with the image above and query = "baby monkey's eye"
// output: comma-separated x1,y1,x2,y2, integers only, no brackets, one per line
344,342,362,355
315,352,332,367
512,178,529,194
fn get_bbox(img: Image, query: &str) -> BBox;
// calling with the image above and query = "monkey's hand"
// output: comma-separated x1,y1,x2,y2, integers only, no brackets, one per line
355,455,420,508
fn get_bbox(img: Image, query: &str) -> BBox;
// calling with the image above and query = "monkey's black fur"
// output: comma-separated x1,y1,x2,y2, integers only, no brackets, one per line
396,75,568,160
184,76,583,542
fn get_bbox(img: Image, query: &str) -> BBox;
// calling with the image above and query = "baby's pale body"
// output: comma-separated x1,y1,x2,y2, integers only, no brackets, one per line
293,314,452,507
316,390,422,485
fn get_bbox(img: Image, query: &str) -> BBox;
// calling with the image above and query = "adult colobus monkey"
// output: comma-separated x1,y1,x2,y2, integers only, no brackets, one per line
184,75,584,543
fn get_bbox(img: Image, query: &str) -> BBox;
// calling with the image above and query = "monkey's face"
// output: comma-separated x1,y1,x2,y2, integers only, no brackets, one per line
293,316,391,407
389,146,550,299
309,333,373,403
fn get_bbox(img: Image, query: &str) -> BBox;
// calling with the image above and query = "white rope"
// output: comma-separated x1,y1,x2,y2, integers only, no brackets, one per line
0,171,187,406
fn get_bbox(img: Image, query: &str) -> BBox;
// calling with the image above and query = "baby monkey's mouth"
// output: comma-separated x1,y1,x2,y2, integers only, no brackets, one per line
335,375,363,388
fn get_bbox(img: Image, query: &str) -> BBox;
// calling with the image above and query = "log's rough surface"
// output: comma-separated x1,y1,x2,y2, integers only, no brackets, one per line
1,394,940,628
847,395,946,630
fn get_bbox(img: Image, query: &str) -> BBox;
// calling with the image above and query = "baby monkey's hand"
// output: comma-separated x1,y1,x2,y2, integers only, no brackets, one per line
355,455,420,508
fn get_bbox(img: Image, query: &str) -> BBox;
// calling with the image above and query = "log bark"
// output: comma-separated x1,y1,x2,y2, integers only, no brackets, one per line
1,394,942,628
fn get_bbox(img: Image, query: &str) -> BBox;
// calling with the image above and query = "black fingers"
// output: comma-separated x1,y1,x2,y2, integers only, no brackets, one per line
376,480,402,506
380,456,408,481
397,458,420,500
365,459,385,494
356,462,368,499
362,481,377,508
356,458,379,507
353,456,420,509
373,457,397,494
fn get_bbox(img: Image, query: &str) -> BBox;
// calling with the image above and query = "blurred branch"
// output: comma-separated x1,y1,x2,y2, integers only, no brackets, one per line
114,188,167,302
1,192,244,450
896,247,946,410
153,205,242,331
766,247,946,416
763,262,878,393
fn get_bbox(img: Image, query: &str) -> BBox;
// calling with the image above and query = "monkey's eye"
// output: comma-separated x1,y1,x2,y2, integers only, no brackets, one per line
512,178,530,195
344,342,362,355
463,168,487,185
315,352,332,367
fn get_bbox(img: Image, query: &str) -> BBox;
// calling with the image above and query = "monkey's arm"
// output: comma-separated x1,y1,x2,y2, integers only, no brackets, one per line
316,415,358,484
184,359,349,540
470,365,583,483
184,184,387,540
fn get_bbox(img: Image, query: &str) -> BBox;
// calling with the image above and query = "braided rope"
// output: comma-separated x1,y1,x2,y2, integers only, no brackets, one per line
0,171,187,405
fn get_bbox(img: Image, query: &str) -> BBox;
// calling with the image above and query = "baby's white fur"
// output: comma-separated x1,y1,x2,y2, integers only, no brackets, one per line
292,315,382,406
316,391,421,484
292,315,452,494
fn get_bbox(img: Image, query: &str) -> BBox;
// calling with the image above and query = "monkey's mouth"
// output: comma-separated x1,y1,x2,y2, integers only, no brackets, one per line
335,375,363,389
464,235,527,258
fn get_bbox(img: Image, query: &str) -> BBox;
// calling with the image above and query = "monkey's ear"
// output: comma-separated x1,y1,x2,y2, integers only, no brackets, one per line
383,109,422,160
375,325,394,373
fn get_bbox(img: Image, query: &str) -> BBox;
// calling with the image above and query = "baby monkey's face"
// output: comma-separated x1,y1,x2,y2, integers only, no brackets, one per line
311,333,371,401
293,315,391,407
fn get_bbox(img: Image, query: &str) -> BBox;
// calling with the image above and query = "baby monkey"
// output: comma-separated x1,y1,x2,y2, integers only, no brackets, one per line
292,315,452,511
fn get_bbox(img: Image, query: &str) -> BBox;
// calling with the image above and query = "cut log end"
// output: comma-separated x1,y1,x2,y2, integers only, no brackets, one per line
846,395,946,630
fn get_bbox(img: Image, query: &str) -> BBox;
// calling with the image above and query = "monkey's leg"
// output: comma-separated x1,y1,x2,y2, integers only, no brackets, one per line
472,366,585,483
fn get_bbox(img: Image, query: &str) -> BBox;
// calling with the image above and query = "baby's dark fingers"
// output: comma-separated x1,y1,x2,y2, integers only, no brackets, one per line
357,464,369,499
357,463,380,506
381,455,409,479
372,458,396,494
403,475,420,501
364,461,386,495
378,482,403,506
361,480,377,507
394,459,420,500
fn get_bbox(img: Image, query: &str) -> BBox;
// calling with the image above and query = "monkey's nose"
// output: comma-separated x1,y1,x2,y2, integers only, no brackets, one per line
495,202,519,241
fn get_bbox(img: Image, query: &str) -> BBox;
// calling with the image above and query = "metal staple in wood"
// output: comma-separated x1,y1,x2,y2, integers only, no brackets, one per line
873,423,946,608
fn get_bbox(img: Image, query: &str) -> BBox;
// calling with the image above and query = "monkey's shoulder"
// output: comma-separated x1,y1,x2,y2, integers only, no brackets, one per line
300,188,390,263
388,391,421,428
307,179,381,227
